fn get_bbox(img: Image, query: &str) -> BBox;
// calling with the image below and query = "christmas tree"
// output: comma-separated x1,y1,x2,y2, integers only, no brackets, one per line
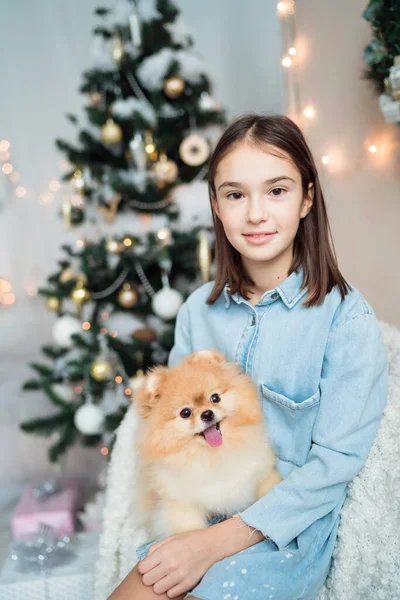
21,0,226,462
362,0,400,125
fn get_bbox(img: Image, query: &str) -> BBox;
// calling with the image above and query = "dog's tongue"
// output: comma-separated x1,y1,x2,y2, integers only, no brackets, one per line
203,424,222,447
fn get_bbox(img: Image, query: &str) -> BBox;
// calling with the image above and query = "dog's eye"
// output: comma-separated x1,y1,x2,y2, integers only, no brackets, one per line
210,393,221,403
180,408,192,419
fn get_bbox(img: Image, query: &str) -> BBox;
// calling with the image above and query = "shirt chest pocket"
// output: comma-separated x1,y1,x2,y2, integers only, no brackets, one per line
260,383,321,468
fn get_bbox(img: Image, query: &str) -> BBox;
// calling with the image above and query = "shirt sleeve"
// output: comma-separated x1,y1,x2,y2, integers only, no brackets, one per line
167,301,193,368
237,313,389,551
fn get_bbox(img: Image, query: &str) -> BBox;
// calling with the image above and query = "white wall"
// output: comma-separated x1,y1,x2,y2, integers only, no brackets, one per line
295,0,400,325
0,0,284,481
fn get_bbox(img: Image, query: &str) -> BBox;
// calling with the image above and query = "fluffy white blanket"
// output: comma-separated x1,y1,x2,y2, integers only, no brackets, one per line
94,320,400,600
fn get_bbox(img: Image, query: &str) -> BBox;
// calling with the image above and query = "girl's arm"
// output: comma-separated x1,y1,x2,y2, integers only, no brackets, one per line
234,312,388,551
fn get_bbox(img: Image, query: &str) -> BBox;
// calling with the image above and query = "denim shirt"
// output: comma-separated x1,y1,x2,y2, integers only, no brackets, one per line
167,266,389,552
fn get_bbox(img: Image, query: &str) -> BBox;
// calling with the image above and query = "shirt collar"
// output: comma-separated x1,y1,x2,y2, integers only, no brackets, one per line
223,266,308,310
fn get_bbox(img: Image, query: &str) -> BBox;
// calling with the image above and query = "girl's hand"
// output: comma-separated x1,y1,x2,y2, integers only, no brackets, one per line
137,529,214,598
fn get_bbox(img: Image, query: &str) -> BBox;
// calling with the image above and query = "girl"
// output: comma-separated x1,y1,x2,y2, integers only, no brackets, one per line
109,114,388,600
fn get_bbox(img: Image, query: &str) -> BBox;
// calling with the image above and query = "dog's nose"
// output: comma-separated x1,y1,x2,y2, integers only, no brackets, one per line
200,410,214,423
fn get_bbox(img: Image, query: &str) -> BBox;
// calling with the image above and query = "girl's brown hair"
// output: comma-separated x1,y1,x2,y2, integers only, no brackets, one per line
206,113,350,307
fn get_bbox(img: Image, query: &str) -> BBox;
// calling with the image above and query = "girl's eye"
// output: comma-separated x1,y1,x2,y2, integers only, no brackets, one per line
210,393,221,403
180,408,192,419
227,192,243,200
271,187,285,197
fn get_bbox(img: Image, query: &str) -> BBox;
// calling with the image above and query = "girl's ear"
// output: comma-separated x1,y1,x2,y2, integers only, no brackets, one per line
211,195,221,219
134,366,167,418
300,183,314,219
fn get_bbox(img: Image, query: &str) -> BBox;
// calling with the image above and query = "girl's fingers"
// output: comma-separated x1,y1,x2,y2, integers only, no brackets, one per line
141,563,169,586
153,573,181,596
137,552,161,574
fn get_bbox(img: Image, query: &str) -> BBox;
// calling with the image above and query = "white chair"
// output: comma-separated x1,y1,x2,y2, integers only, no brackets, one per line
94,321,400,600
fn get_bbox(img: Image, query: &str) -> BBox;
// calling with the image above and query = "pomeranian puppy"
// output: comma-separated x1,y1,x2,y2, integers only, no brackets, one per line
134,349,282,539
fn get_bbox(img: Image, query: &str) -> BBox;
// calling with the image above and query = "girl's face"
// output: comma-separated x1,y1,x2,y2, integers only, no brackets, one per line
212,142,313,273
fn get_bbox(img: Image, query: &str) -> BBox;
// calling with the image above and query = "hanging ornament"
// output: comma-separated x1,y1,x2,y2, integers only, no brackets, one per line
59,268,75,283
129,133,147,169
90,357,113,382
111,34,124,66
61,196,72,229
151,257,183,320
153,153,178,184
117,282,139,308
70,168,85,194
74,401,104,435
101,118,123,144
179,133,210,166
152,287,183,320
163,76,185,99
144,131,158,161
97,193,122,223
52,315,82,347
70,277,91,305
197,231,212,282
46,296,62,312
105,236,124,254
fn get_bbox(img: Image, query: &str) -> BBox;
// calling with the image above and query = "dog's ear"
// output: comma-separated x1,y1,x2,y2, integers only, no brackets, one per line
134,366,167,418
184,349,226,365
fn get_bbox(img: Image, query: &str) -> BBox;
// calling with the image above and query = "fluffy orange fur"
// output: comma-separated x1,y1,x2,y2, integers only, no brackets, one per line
133,349,282,538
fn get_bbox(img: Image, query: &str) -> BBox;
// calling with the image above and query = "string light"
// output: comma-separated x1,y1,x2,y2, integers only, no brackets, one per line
0,279,15,306
115,375,123,384
100,447,109,456
82,321,91,330
276,1,387,175
303,106,315,118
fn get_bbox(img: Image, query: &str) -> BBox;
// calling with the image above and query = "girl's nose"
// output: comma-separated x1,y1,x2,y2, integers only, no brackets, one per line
246,197,268,224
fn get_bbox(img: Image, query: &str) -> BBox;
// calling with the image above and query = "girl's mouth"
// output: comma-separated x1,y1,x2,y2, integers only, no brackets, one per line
243,232,276,245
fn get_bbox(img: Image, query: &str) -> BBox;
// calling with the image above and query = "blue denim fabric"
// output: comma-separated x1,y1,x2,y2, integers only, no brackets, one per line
136,267,388,599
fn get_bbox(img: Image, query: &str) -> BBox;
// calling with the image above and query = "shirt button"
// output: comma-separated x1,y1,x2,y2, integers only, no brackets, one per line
250,315,256,326
271,293,278,299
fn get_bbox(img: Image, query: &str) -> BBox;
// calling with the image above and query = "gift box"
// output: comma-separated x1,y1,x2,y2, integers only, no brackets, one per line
11,478,82,539
0,531,99,600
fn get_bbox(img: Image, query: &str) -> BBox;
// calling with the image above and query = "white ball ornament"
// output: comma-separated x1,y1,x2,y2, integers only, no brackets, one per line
151,287,183,320
52,383,75,403
52,315,82,347
74,403,105,435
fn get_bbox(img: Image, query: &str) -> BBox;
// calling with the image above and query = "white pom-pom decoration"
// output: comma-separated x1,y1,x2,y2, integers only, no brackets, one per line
74,403,105,435
52,315,82,347
151,287,183,320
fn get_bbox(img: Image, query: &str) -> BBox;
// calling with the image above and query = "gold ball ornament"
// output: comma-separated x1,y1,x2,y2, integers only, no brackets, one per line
90,358,113,382
153,153,178,184
179,133,210,166
70,280,91,304
117,282,139,308
163,76,185,99
101,118,123,144
46,296,61,311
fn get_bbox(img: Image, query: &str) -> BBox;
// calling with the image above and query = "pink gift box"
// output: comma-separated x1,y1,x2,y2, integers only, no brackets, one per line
11,478,82,539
